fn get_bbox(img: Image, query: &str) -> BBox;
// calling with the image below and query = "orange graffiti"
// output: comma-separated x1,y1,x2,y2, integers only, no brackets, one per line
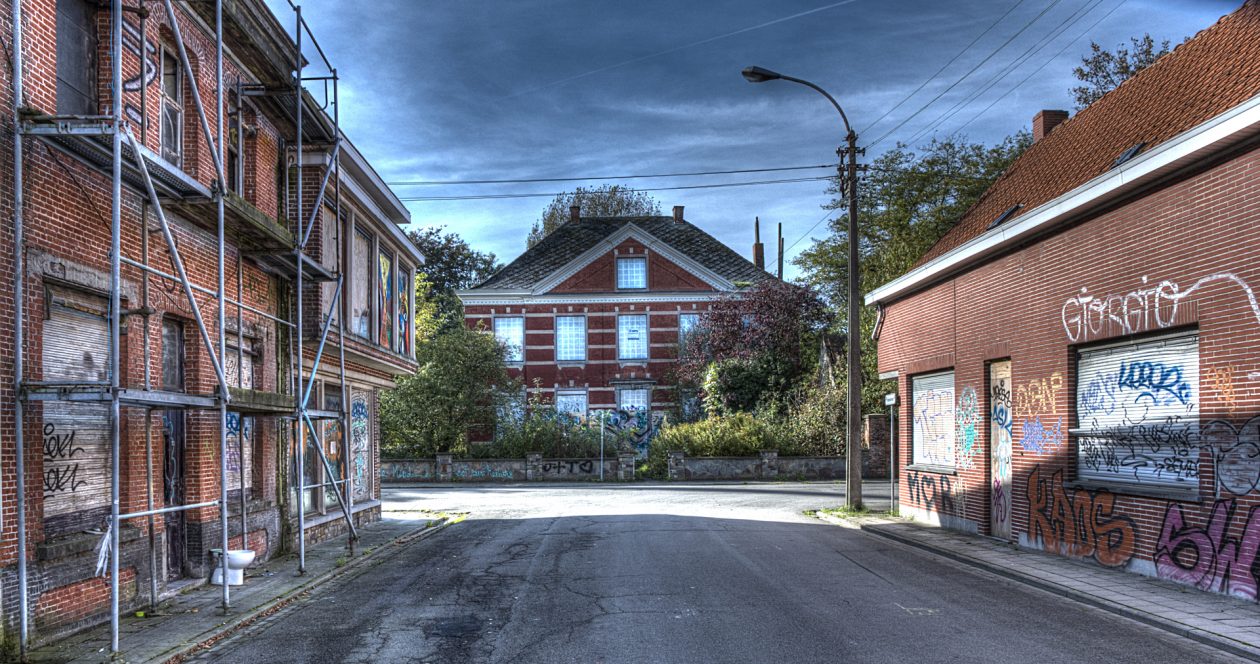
1015,371,1063,417
1204,366,1238,414
1026,466,1136,568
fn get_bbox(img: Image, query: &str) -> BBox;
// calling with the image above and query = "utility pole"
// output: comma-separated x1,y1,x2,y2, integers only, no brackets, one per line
777,222,784,280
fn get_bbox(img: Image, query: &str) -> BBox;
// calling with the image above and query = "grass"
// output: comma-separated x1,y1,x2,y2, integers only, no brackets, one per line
807,505,892,519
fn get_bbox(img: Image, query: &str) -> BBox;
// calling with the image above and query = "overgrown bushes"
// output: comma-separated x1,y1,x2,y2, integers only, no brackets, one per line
469,403,636,460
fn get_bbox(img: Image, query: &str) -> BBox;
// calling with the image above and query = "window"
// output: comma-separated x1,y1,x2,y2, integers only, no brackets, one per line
1076,333,1199,491
618,315,648,361
226,93,243,195
494,317,525,363
618,387,650,412
555,390,588,418
378,250,394,348
678,313,700,346
349,391,373,502
555,316,586,362
351,228,371,339
56,0,98,115
911,371,955,468
323,387,345,506
397,263,412,356
616,257,647,289
225,412,253,493
159,48,183,166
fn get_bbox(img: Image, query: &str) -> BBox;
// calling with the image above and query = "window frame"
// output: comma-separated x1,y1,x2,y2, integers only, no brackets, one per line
494,316,526,364
617,314,649,361
159,45,183,167
617,386,651,412
910,370,956,470
350,224,373,341
678,312,700,347
616,256,648,290
554,389,589,419
554,315,587,362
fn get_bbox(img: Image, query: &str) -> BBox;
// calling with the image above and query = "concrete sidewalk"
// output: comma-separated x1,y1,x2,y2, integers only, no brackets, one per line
28,510,454,664
818,512,1260,662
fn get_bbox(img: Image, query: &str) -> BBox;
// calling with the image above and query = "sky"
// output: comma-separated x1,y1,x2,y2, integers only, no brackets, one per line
265,0,1235,281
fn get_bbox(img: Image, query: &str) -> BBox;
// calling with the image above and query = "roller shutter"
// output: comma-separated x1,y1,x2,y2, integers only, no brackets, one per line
912,371,955,468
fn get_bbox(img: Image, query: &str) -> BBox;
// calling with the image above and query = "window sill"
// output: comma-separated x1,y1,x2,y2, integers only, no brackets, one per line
906,464,956,475
1071,478,1201,502
556,360,587,366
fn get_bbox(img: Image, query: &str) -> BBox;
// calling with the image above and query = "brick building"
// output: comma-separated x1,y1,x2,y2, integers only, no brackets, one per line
866,1,1260,599
459,206,772,452
0,0,418,648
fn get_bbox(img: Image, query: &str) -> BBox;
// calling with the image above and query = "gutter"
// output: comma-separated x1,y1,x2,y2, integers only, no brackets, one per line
864,91,1260,306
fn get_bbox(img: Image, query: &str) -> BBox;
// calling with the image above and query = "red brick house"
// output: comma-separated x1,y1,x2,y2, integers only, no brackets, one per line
0,0,418,646
459,206,772,452
866,1,1260,598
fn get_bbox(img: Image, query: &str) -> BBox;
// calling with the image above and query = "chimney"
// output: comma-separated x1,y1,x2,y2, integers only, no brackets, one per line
672,205,684,222
570,205,581,223
752,217,765,270
1032,109,1069,142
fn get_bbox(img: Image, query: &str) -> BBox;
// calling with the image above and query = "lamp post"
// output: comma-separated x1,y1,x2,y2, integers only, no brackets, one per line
742,66,863,509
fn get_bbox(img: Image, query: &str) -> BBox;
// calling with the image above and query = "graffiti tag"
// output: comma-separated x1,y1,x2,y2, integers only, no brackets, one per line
1026,466,1136,568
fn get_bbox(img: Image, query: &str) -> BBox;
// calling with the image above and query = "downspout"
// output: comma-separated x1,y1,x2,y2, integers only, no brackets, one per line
11,0,28,652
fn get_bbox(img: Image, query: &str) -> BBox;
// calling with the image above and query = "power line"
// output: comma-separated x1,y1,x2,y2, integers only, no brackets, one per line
906,0,1106,145
861,0,1030,137
863,0,1065,152
397,176,835,202
784,209,836,255
387,163,839,186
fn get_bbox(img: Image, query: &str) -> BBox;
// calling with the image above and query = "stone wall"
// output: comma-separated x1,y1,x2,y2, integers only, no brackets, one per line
381,453,637,483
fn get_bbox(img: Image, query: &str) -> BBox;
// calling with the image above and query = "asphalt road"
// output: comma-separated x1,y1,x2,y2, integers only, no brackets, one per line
194,482,1241,663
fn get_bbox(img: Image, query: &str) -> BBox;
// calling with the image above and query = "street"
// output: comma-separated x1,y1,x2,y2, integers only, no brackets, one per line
193,483,1240,663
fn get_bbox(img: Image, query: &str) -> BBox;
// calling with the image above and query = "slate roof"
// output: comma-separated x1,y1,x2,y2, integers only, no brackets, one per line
915,0,1260,267
470,216,771,291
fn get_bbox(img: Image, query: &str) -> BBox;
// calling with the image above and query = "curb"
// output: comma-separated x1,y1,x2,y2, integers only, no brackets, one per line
841,519,1260,663
159,517,456,663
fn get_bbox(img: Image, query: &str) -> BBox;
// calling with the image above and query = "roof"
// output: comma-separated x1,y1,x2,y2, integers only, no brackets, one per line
470,216,771,291
914,0,1260,267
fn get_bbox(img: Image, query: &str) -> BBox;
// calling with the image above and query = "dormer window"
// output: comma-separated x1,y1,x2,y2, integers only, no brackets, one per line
616,257,647,289
159,48,183,167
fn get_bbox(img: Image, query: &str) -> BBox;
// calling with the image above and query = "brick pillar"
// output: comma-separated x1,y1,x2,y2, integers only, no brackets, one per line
617,453,636,481
862,415,891,479
526,453,543,481
668,451,685,481
436,453,452,482
760,450,779,479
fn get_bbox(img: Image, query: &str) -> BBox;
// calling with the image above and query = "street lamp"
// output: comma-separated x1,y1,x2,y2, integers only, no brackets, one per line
742,65,864,510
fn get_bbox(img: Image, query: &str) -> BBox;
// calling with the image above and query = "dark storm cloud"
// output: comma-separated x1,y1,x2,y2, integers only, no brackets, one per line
268,0,1234,278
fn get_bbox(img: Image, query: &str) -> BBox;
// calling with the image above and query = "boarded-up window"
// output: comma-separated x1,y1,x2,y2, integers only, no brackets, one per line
321,208,340,326
378,251,393,347
350,390,372,502
225,412,253,492
351,228,371,339
555,389,587,417
56,0,97,115
396,264,410,355
324,387,344,506
1076,333,1199,490
42,287,110,521
225,335,254,390
912,371,955,468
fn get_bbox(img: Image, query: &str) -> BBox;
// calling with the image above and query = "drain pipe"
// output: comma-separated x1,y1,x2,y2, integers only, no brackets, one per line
11,0,28,652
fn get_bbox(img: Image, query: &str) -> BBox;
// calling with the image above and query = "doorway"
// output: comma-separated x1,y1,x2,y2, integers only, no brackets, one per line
161,319,186,580
989,361,1013,540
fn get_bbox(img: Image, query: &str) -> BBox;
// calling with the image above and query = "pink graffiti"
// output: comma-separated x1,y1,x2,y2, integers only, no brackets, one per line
1155,500,1260,601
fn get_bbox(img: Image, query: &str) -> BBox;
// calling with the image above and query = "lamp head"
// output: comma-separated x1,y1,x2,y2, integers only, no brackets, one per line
741,66,782,83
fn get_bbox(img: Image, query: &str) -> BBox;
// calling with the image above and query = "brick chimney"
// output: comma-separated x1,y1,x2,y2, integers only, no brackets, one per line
570,205,581,223
672,205,684,222
752,217,765,270
1032,110,1069,142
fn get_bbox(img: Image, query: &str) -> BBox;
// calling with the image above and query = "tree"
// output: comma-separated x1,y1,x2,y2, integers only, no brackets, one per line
795,133,1030,414
406,227,500,331
677,281,831,415
1071,34,1173,110
528,185,661,247
379,324,518,458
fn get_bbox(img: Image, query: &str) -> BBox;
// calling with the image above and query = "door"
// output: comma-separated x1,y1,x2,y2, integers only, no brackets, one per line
161,319,187,580
989,361,1013,540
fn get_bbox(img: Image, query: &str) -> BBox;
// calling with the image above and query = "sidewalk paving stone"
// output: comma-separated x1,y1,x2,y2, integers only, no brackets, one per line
27,511,450,664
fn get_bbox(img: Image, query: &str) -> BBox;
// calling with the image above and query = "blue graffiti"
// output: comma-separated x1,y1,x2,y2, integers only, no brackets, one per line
1020,415,1065,454
1117,360,1192,406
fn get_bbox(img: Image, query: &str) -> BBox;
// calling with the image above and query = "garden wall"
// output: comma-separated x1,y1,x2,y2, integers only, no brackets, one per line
382,453,636,483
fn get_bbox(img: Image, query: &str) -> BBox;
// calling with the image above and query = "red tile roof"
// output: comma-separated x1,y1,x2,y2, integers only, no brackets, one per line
915,0,1260,266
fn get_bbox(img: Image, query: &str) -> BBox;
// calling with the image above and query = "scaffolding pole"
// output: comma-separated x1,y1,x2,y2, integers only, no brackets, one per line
108,0,123,651
10,0,27,653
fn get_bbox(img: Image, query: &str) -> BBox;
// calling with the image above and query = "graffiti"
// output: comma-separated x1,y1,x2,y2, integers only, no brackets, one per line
351,394,371,502
121,20,157,125
1116,359,1192,406
990,366,1013,536
906,471,957,514
912,387,955,467
1078,418,1198,484
1014,372,1062,417
1026,466,1136,567
955,387,979,470
43,422,87,496
1019,415,1064,454
539,459,597,475
1206,417,1260,496
1205,366,1239,414
1156,500,1260,600
593,408,662,458
452,464,515,480
1062,272,1260,343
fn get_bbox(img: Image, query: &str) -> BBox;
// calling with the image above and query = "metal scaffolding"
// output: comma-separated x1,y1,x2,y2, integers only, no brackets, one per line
9,0,357,655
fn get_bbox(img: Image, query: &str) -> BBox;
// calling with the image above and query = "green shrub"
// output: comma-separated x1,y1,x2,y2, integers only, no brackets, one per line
780,385,847,457
645,412,796,477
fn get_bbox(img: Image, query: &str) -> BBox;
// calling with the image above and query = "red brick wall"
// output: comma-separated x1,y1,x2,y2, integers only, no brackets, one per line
552,240,714,293
36,568,137,630
879,143,1260,588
